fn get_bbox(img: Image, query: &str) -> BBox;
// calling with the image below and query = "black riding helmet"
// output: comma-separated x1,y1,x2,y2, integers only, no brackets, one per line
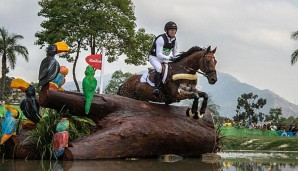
164,21,178,32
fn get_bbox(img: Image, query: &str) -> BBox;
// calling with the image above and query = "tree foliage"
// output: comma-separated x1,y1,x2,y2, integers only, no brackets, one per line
0,27,29,99
207,95,221,124
104,70,134,95
35,0,154,91
235,92,267,122
264,107,283,124
291,30,298,65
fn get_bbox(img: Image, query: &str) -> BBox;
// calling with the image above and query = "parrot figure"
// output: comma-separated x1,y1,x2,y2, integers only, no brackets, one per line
38,42,69,88
82,65,97,114
10,78,41,125
53,118,69,158
49,66,69,91
1,105,19,145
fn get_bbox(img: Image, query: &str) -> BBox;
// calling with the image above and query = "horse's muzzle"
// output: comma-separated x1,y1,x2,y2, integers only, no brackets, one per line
207,71,217,85
208,77,217,84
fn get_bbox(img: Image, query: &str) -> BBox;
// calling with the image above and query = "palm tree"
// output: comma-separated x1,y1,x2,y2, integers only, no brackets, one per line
291,31,298,65
0,27,29,99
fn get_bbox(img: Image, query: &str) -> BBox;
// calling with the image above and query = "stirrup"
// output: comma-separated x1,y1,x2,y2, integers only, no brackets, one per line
152,88,160,97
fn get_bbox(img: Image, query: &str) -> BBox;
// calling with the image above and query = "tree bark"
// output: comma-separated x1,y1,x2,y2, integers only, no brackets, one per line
41,90,218,159
5,90,218,160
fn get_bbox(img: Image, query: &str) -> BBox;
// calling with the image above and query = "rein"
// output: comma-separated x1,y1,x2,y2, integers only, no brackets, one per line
198,70,216,79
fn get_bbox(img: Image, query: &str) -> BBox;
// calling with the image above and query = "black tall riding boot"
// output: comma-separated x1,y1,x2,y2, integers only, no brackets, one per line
152,72,162,97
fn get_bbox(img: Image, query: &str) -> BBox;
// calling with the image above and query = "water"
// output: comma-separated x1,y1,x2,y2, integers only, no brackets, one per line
1,151,298,171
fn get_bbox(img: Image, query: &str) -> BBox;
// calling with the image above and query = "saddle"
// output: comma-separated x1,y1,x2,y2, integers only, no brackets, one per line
140,63,169,87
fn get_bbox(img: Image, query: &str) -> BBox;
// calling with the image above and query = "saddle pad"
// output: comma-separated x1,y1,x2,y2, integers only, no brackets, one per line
140,64,169,87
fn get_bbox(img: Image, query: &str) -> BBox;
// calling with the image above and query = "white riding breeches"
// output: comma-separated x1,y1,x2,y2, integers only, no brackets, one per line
149,55,168,73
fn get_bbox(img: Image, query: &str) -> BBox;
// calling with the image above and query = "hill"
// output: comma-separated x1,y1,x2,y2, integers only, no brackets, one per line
63,72,298,118
200,72,298,118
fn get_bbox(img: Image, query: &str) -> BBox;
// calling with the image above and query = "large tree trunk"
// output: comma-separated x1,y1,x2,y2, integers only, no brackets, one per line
5,90,219,160
41,90,218,159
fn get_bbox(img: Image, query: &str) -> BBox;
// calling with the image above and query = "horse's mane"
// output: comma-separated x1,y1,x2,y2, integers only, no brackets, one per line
174,46,204,62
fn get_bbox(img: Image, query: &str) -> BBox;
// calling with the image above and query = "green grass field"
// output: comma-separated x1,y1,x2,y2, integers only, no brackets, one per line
222,136,298,151
220,126,298,151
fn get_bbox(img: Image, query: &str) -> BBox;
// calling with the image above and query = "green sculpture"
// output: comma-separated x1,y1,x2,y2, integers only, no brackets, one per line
82,65,97,114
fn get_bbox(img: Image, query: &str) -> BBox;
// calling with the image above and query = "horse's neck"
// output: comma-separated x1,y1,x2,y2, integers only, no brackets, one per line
176,52,203,74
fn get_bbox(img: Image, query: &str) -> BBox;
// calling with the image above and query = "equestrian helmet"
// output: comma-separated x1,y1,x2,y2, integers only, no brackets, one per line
164,21,178,31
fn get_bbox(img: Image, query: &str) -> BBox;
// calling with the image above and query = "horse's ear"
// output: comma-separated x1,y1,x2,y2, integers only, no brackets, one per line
206,46,211,52
211,47,217,54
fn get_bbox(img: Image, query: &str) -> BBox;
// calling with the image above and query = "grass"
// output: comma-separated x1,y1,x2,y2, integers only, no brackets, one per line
221,134,298,151
219,126,298,151
0,107,96,160
27,108,96,160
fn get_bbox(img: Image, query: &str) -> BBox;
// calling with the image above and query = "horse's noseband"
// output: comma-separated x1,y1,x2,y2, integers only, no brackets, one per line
206,70,216,78
197,70,216,78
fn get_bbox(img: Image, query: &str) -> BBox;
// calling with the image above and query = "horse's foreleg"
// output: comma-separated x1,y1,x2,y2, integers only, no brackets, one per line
191,93,199,113
186,93,200,119
177,83,208,119
189,89,208,119
197,91,208,114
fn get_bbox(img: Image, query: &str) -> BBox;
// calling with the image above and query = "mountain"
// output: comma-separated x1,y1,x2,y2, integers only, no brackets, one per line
63,72,298,118
200,72,298,118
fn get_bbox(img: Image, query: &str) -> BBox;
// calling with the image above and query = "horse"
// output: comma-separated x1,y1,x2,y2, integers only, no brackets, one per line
117,46,217,119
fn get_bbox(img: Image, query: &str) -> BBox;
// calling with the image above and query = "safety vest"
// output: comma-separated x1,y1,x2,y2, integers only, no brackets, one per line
150,33,176,56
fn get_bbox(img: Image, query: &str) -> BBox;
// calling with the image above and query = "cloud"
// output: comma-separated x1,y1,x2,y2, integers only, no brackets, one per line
1,0,298,104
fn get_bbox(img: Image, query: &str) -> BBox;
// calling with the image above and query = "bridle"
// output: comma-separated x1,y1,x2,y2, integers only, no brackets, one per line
197,54,216,78
174,50,216,78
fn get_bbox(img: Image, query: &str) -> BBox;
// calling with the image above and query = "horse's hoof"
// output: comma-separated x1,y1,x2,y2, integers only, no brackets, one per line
193,112,199,120
198,113,204,119
186,108,191,116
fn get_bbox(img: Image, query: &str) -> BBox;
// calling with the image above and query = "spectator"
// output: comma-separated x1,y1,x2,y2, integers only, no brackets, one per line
270,123,277,131
288,124,297,135
262,124,267,130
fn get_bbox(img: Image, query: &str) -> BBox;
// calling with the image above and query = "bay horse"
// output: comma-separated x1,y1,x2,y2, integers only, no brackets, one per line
117,46,217,119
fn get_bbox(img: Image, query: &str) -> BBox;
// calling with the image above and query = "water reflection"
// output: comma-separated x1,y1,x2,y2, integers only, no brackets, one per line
1,152,298,171
0,159,220,171
219,151,298,171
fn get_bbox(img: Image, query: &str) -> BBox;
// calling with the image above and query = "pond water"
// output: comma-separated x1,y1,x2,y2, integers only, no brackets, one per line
1,151,298,171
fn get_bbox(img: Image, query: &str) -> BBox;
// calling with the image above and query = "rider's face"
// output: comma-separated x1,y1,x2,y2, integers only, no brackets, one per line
167,29,177,38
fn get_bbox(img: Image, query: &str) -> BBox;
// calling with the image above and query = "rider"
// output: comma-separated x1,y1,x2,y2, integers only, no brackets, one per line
149,21,178,97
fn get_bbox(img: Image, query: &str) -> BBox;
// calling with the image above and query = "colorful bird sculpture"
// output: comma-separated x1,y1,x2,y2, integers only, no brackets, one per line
49,66,69,91
53,118,69,158
10,78,41,124
82,65,97,114
38,42,69,87
38,44,60,87
1,105,19,145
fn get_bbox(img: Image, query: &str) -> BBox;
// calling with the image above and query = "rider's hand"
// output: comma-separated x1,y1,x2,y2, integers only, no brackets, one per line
163,56,171,60
170,56,177,62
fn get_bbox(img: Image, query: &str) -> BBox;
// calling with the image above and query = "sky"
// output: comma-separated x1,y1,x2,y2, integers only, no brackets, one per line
1,0,298,104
